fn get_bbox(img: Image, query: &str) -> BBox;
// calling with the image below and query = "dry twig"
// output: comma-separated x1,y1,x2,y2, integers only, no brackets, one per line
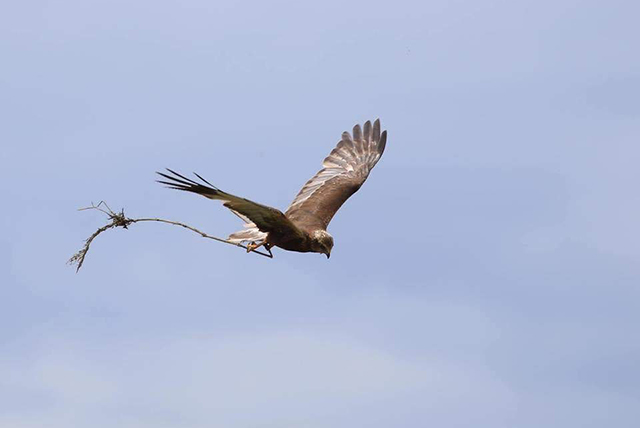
68,201,272,272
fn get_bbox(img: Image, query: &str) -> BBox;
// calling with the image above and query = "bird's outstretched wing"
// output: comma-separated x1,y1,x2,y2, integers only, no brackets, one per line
157,169,304,240
285,119,387,231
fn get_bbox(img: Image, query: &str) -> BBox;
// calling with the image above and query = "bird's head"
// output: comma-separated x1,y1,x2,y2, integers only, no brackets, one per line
312,230,334,259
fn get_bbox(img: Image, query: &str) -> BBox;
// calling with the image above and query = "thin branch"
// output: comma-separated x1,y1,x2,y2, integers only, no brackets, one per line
68,201,272,272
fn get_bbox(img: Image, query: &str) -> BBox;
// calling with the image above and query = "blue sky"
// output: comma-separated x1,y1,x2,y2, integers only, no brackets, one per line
1,0,639,426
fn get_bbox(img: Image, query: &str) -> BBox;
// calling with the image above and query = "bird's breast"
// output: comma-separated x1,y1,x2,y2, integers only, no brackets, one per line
267,232,312,253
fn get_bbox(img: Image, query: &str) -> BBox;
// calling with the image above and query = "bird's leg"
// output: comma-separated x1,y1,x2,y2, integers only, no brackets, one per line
247,241,268,253
246,241,274,258
264,243,273,258
246,241,265,253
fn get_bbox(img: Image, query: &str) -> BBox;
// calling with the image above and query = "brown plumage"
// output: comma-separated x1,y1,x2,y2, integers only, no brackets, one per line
157,119,387,258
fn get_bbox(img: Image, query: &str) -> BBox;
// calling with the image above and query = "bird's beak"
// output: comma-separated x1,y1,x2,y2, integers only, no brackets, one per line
326,252,330,259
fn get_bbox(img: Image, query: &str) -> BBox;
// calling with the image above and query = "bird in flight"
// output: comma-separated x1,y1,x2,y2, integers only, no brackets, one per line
157,119,387,258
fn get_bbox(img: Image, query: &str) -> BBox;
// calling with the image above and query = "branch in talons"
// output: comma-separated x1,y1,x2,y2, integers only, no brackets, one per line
68,201,273,272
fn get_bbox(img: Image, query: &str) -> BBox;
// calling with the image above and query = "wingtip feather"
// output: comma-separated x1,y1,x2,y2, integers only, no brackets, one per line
378,130,387,155
372,119,381,142
193,171,217,189
352,124,362,142
363,120,372,143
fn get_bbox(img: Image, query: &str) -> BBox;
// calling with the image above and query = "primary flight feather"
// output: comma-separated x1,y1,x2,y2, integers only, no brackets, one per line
157,119,387,258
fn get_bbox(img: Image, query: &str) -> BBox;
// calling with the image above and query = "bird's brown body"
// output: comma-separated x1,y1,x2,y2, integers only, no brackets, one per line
157,119,387,258
265,229,309,253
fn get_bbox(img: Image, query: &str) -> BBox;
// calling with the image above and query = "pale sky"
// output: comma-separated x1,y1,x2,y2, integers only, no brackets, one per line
1,1,639,427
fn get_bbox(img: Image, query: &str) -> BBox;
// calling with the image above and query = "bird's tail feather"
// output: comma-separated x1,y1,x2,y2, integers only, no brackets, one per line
226,208,268,243
227,227,267,244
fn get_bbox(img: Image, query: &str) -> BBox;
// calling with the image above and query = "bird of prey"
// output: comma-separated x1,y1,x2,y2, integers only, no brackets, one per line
157,119,387,258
